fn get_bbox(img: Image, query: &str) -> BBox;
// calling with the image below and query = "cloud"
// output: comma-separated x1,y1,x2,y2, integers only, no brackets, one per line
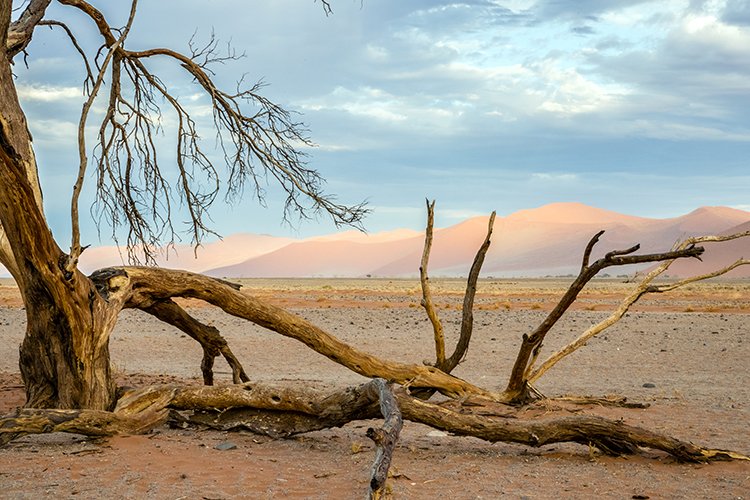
571,25,597,35
722,0,750,26
27,118,78,146
16,84,82,102
9,1,748,244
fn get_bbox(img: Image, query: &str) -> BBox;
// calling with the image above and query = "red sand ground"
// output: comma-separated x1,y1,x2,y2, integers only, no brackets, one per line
0,278,748,498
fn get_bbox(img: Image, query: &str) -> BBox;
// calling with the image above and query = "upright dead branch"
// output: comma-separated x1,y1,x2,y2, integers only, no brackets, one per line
419,199,446,365
505,231,705,403
438,211,496,373
67,0,139,272
419,201,496,373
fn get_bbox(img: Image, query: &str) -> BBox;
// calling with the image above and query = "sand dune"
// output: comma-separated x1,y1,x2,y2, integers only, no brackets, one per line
2,203,746,278
652,220,750,278
207,203,750,278
77,233,296,274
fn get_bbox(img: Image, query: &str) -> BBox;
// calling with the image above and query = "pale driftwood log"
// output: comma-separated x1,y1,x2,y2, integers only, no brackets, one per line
527,231,750,384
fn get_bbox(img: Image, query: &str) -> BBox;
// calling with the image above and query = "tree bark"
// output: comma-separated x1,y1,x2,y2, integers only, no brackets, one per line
4,381,747,463
0,17,117,410
366,379,403,500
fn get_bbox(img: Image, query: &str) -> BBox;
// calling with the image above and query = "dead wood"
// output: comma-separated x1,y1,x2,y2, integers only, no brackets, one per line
90,266,503,401
418,200,496,373
527,231,750,384
438,210,496,373
419,199,446,365
140,299,249,385
366,379,403,499
505,231,705,403
0,385,174,445
3,380,747,465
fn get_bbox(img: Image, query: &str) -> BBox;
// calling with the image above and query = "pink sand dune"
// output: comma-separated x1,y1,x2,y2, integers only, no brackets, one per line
77,233,296,275
205,203,750,278
650,221,750,278
2,203,747,279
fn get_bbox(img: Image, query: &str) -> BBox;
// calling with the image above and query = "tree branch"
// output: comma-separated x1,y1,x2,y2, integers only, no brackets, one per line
67,0,139,273
4,381,747,464
89,266,503,401
366,379,403,500
54,0,367,264
439,211,496,373
528,256,749,384
505,231,705,402
5,0,52,57
38,20,94,92
419,199,446,365
139,299,250,385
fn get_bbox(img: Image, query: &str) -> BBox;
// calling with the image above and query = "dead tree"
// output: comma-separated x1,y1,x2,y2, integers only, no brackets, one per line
1,1,749,494
1,0,365,410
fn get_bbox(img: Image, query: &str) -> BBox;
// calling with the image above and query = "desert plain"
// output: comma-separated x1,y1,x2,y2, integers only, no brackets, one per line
0,277,749,499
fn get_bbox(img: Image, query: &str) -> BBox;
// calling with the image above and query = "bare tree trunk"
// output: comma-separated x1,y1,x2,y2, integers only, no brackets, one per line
0,28,116,410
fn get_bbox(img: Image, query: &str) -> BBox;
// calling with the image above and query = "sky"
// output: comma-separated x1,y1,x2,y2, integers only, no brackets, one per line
11,0,750,250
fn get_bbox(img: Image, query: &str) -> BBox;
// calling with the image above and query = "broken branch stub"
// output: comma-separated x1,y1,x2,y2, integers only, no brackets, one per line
366,379,403,500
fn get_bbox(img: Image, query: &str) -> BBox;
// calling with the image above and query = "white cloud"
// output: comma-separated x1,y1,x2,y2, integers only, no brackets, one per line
365,44,389,61
625,120,750,141
17,85,82,102
296,85,472,134
439,208,487,220
533,60,631,116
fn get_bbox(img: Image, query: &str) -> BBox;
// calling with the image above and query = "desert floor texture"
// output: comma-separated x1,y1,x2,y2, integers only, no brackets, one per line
0,277,749,499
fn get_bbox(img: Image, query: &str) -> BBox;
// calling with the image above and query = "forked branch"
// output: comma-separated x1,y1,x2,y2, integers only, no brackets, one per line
439,210,495,373
527,230,750,383
505,231,705,402
419,200,497,373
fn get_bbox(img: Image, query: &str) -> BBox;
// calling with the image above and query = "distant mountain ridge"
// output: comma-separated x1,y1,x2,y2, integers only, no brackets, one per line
203,203,750,278
2,203,743,279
